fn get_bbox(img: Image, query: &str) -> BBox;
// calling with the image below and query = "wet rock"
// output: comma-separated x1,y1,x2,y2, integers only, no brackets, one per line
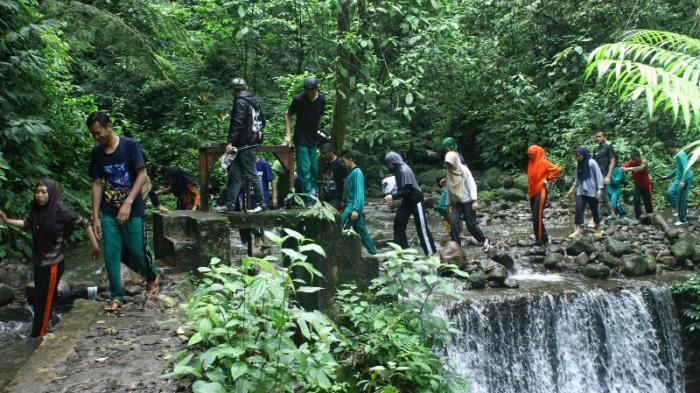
0,270,22,287
575,252,590,266
416,169,446,187
659,255,678,267
487,265,508,284
566,238,594,256
502,177,514,189
468,270,488,289
583,263,611,279
605,238,634,257
125,285,143,296
693,246,700,265
621,254,653,276
639,214,654,225
494,188,526,202
491,251,515,270
503,278,520,289
0,284,15,307
543,253,564,269
616,217,639,226
596,251,620,269
645,254,657,274
671,239,696,262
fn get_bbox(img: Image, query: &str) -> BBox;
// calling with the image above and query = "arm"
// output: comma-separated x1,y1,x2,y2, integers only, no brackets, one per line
157,185,173,195
91,178,103,239
466,174,478,202
272,180,278,208
284,99,296,146
187,183,201,210
227,99,246,149
546,163,561,181
606,155,616,180
116,167,147,225
0,210,25,229
84,223,101,260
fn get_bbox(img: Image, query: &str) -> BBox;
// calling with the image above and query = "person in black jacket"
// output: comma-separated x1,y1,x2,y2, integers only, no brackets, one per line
216,78,266,213
383,151,436,255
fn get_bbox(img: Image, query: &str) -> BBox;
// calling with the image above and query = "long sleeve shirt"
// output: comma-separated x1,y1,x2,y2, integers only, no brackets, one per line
575,159,605,198
667,151,694,183
342,167,366,222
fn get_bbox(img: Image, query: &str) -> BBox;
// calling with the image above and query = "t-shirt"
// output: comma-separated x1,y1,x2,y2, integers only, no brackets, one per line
287,92,326,146
622,159,652,189
319,157,346,201
89,137,146,218
24,209,88,267
594,142,615,177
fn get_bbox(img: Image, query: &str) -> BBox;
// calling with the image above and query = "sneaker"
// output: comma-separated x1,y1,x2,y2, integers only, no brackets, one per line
674,221,687,226
482,238,491,253
595,229,605,240
214,205,230,213
248,206,264,214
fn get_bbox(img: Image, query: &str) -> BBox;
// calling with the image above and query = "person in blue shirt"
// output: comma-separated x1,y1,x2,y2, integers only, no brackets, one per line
662,140,694,225
339,150,376,254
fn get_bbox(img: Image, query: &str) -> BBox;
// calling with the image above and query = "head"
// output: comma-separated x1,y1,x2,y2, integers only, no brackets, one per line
231,78,248,96
665,139,678,154
338,150,355,170
441,137,458,153
320,142,336,163
444,151,461,172
34,182,50,206
596,130,607,145
527,145,544,162
87,110,115,145
575,145,590,163
631,149,641,162
384,151,403,171
303,77,319,100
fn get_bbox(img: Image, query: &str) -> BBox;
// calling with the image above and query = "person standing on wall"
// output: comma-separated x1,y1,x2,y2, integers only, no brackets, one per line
215,78,266,214
384,151,436,255
284,77,326,201
319,142,347,210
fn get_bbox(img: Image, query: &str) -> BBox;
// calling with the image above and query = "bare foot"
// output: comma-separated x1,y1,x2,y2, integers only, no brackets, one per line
146,276,160,295
104,300,121,312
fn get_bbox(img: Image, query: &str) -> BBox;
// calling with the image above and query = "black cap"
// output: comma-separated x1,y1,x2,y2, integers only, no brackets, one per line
303,77,318,90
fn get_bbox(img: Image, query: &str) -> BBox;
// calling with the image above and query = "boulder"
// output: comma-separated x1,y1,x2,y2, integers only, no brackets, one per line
502,177,514,189
645,255,657,274
583,263,611,279
482,168,503,189
543,253,564,269
469,270,488,289
416,169,446,188
693,246,700,265
487,265,508,283
605,238,634,257
566,238,594,256
0,284,14,307
491,251,515,270
479,191,495,203
494,188,526,202
513,174,530,194
659,256,678,267
596,251,620,269
423,195,438,209
503,278,520,289
671,239,696,262
575,252,590,266
438,241,468,270
621,254,649,276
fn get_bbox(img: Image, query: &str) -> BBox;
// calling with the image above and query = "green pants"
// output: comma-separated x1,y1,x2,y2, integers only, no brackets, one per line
296,145,318,195
102,215,158,300
348,215,376,255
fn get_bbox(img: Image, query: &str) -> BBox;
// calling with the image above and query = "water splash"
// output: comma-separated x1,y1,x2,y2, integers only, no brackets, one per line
444,286,684,393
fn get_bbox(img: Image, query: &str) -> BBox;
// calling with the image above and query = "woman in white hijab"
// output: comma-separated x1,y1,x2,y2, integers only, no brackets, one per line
445,151,490,252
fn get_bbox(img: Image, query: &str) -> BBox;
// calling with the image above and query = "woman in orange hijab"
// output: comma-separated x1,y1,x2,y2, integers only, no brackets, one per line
527,145,561,246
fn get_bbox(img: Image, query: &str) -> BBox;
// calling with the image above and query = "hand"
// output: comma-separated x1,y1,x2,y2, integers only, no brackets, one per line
471,201,479,210
91,245,101,261
117,201,132,225
225,144,234,153
92,218,102,241
351,211,359,221
680,181,686,190
604,176,611,185
157,205,169,214
384,194,393,203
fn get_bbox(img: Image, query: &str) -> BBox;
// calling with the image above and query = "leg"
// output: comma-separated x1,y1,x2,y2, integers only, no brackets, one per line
642,186,654,214
393,200,412,248
309,145,319,195
225,155,245,209
574,195,585,226
296,145,312,194
588,196,601,226
240,149,264,207
667,182,679,209
102,215,124,301
411,197,436,255
353,215,377,255
633,187,643,219
122,217,159,282
531,190,547,243
31,262,61,337
679,184,690,222
463,202,486,244
448,203,463,243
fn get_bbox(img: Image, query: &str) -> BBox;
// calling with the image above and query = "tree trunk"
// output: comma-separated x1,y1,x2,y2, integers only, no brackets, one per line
331,0,354,152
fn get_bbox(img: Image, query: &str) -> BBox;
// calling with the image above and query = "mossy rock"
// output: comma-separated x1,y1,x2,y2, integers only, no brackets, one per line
416,169,446,187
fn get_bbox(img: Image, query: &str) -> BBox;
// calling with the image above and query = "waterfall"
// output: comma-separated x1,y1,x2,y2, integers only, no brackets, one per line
444,286,684,393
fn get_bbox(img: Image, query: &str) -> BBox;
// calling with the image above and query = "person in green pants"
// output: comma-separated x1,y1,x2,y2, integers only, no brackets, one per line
663,139,694,225
339,150,376,254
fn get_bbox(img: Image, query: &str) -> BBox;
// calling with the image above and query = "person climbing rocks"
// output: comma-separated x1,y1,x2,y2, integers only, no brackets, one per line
284,77,326,200
567,145,605,239
606,155,627,218
87,111,160,311
216,78,266,214
444,151,490,252
526,145,561,246
339,150,376,255
441,137,465,164
621,149,654,219
662,139,693,225
384,151,436,255
158,167,201,210
319,142,346,211
594,130,617,221
0,180,101,337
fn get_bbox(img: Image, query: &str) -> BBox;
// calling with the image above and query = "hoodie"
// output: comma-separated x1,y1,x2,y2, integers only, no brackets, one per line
527,145,561,197
384,152,420,199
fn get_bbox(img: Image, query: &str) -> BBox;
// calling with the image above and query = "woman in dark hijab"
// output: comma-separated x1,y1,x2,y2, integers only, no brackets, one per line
0,179,100,337
158,167,201,210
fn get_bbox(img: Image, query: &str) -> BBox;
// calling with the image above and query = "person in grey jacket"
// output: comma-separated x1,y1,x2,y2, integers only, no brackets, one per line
567,145,605,239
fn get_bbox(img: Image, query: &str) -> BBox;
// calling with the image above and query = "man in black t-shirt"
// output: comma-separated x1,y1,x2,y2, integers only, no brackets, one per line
319,143,347,210
285,77,326,198
87,111,159,311
594,130,617,220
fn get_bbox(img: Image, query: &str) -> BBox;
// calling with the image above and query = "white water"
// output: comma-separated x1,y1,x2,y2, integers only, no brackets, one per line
443,286,684,393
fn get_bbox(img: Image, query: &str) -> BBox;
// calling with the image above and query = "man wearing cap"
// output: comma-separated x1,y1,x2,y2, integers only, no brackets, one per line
285,77,326,199
216,78,266,213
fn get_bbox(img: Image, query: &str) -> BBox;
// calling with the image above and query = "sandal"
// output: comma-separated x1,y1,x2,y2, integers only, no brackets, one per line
146,276,161,295
104,300,122,312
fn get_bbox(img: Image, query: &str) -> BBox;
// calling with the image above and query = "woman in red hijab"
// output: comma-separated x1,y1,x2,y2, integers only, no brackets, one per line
527,145,561,246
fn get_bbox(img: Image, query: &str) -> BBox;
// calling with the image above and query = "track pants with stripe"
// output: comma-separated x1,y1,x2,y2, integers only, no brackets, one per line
667,181,691,223
530,189,548,243
449,201,486,245
394,189,436,255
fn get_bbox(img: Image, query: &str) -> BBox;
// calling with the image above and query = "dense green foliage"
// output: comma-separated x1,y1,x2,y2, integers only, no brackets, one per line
673,274,700,332
2,0,699,257
172,233,465,392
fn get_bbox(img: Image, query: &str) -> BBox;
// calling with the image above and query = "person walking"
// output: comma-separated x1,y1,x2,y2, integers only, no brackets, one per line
216,78,266,213
444,151,490,252
383,151,436,255
594,130,617,220
621,149,654,219
567,145,605,239
319,142,346,210
284,77,326,200
339,150,376,254
526,145,561,246
87,111,160,311
606,157,627,217
662,140,693,225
